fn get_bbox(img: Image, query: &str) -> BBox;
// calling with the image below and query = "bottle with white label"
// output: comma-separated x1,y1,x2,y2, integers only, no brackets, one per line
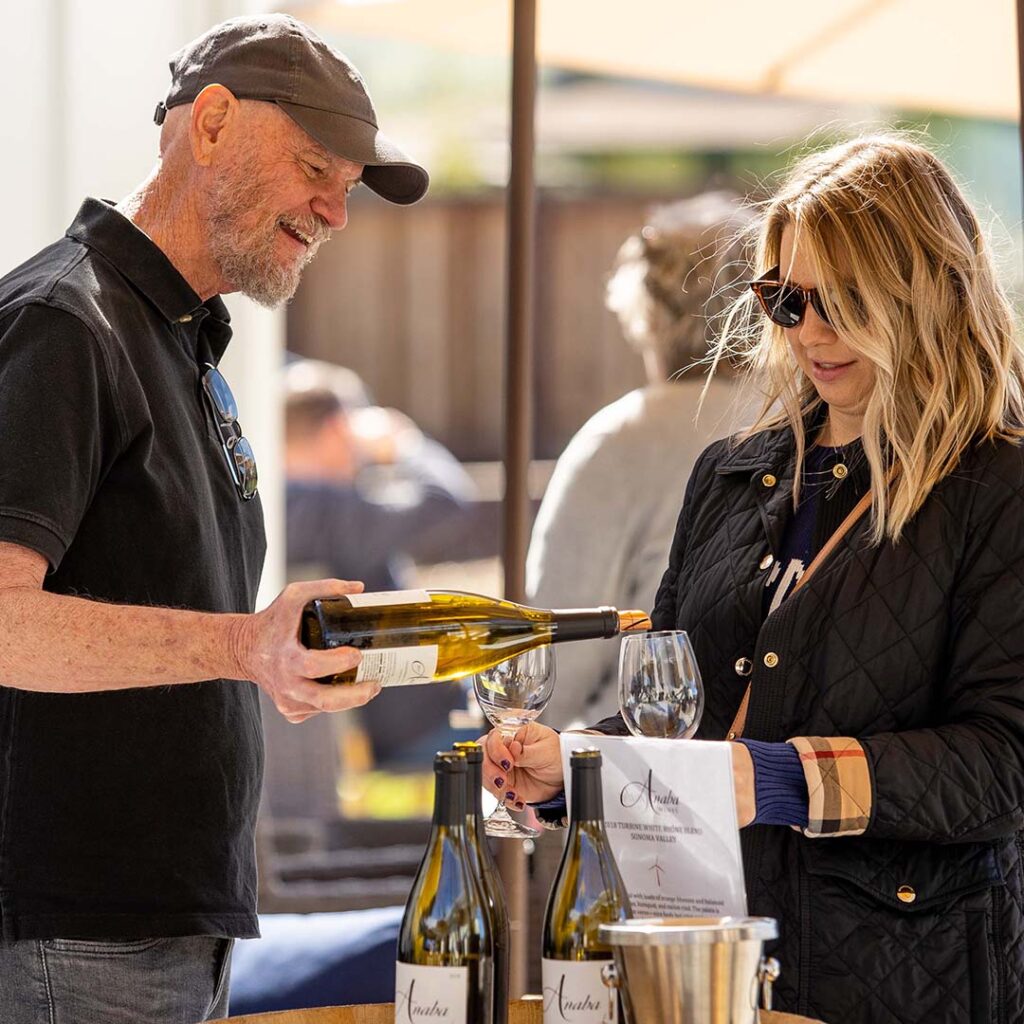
396,751,493,1024
301,588,651,687
542,749,631,1024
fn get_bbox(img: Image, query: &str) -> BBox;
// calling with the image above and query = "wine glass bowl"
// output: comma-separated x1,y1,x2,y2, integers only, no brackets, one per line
473,645,556,839
618,630,704,739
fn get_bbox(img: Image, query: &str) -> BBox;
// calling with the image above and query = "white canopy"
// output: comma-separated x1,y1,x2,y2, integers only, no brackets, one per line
288,0,1019,121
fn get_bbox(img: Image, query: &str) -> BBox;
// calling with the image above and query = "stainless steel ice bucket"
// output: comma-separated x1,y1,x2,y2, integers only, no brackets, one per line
599,916,779,1024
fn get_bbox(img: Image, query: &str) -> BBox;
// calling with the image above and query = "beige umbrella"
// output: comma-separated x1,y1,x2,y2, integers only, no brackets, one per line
290,0,1018,121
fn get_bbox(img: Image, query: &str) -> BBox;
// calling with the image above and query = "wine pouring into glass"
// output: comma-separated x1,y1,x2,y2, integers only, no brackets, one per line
618,629,704,739
473,645,556,839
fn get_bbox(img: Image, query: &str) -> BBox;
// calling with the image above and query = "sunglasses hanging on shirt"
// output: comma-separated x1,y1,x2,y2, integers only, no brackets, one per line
201,364,258,501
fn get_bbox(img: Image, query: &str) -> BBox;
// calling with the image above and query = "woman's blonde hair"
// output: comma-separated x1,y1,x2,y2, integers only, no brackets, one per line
716,133,1024,543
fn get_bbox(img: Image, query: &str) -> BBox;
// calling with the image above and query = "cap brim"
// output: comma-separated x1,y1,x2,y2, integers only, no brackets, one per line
277,100,428,206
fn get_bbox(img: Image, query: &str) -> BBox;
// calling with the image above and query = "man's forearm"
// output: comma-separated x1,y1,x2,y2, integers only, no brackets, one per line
0,586,249,692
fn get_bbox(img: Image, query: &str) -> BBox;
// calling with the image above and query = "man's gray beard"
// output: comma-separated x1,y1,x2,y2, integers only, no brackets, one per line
208,177,317,309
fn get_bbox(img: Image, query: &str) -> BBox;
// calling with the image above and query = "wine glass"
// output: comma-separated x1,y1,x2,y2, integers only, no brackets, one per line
473,645,556,839
618,630,704,739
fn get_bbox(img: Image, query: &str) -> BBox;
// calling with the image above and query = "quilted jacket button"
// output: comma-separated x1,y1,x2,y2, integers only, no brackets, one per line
832,463,849,480
735,657,753,677
763,652,780,668
761,473,777,488
896,885,917,904
759,553,774,571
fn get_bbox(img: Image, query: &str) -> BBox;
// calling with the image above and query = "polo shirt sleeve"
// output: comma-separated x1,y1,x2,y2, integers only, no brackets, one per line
0,302,125,569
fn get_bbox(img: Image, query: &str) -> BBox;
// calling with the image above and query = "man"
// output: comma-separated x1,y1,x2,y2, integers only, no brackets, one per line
284,366,475,593
0,15,427,1024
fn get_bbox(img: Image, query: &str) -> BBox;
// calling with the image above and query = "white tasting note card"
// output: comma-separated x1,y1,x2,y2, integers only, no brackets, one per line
559,734,747,918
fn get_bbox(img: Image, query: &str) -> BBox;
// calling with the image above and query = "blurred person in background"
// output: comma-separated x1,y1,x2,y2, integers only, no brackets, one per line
0,14,428,1024
285,360,476,591
527,192,753,728
284,361,476,766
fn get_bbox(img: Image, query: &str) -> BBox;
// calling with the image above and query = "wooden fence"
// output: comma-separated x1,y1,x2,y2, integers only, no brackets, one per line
288,190,673,461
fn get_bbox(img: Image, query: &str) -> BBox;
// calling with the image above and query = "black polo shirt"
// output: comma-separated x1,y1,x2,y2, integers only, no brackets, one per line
0,198,266,941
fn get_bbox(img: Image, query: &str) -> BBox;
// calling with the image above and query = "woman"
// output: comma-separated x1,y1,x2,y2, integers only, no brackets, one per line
527,191,752,729
485,135,1024,1024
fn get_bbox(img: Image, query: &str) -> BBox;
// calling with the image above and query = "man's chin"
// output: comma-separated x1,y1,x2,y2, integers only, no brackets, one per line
225,270,302,309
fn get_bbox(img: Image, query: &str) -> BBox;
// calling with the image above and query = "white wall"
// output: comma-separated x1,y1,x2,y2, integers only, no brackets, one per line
0,0,285,607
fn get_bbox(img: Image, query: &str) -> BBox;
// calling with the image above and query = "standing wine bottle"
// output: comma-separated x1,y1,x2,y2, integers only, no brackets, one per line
396,751,493,1024
302,588,651,686
542,749,631,1024
453,741,510,1024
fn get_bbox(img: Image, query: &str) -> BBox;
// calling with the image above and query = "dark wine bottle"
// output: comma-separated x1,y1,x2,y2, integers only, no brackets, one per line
541,749,631,1024
396,751,493,1023
453,741,509,1024
301,588,651,686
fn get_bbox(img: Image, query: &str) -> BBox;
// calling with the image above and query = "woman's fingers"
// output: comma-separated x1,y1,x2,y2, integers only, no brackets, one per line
481,730,515,795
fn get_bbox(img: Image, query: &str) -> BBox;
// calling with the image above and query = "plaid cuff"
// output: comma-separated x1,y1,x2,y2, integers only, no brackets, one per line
788,736,872,838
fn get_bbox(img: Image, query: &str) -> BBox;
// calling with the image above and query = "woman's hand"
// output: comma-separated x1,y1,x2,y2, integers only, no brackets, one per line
480,722,564,810
730,742,756,828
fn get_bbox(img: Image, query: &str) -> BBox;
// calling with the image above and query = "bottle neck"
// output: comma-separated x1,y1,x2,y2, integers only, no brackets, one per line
550,607,618,643
433,769,467,829
570,765,604,824
465,759,485,822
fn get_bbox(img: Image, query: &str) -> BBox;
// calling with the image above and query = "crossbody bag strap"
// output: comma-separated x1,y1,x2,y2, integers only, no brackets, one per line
726,487,875,740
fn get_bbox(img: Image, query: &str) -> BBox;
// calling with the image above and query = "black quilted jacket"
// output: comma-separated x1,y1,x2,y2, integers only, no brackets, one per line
599,424,1024,1024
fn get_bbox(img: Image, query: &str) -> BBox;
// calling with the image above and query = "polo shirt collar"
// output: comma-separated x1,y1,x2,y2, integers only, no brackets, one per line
65,197,232,347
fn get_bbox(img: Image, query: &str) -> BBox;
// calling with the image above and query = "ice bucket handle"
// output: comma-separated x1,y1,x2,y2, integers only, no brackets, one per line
601,961,620,992
758,957,781,1011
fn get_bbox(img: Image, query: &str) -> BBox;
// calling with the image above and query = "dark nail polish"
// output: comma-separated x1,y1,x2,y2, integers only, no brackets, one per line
515,801,525,810
500,759,511,771
494,777,505,788
505,791,515,801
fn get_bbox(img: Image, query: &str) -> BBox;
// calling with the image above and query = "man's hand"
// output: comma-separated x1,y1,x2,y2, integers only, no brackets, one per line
481,721,564,810
231,578,381,723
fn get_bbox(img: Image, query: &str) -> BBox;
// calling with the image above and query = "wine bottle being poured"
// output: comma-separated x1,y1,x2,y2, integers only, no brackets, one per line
301,588,651,687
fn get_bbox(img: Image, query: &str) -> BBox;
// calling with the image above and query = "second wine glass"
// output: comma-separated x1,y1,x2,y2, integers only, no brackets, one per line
473,645,556,839
618,630,704,739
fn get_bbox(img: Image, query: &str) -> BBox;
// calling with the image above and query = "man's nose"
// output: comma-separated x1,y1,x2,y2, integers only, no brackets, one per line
312,190,348,232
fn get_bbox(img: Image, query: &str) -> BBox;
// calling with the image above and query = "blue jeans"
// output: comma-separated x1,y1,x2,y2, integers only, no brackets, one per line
0,935,233,1024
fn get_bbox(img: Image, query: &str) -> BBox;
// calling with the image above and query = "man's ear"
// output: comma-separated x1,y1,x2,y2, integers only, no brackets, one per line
189,84,239,166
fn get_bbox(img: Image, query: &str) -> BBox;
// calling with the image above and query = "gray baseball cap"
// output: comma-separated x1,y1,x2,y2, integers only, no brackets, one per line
155,14,428,205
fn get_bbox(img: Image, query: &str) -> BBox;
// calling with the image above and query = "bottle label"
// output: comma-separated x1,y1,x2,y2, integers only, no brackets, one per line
356,645,439,685
346,589,431,607
394,962,468,1023
542,959,618,1024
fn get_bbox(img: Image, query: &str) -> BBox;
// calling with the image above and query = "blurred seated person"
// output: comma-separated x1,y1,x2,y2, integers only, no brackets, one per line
284,361,476,767
285,361,475,590
527,192,752,728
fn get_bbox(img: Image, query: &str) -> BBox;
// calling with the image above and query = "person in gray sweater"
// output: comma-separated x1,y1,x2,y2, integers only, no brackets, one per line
527,191,754,728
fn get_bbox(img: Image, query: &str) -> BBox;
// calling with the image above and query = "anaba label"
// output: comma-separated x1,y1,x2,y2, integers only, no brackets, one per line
542,959,617,1024
394,963,468,1023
